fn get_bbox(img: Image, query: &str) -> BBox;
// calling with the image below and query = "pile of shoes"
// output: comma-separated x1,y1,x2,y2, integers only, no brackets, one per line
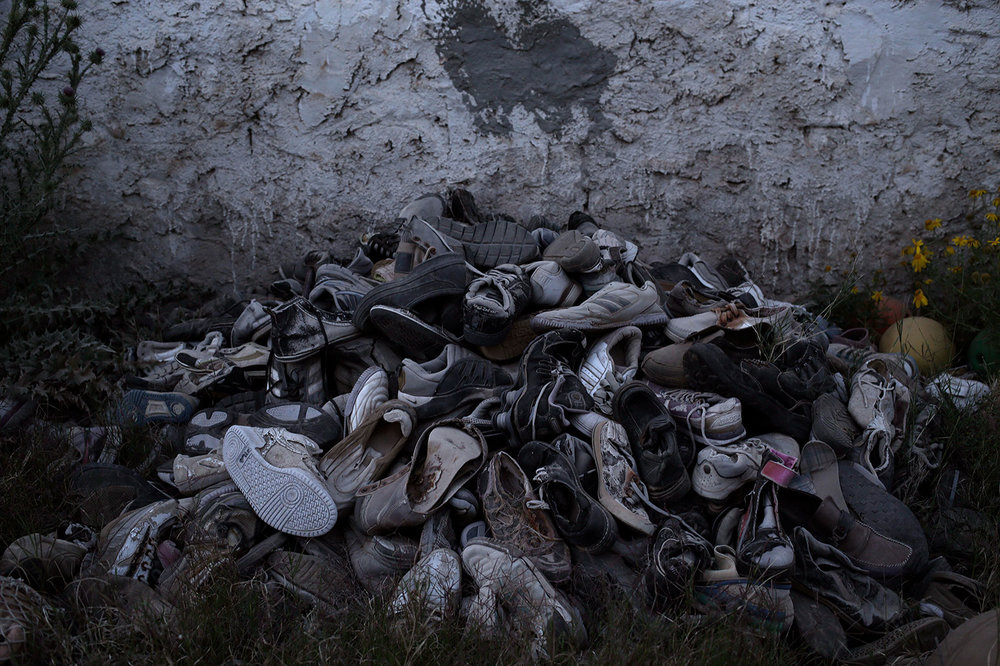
2,188,996,662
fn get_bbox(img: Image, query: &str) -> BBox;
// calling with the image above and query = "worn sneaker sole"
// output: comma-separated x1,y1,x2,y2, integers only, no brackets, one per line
222,427,338,537
369,305,459,361
428,217,539,269
353,253,467,331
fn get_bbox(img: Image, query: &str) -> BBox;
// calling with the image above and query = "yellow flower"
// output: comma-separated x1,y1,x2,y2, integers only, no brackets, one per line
990,237,1000,247
993,198,1000,207
972,238,981,248
950,265,963,274
970,189,988,199
824,265,832,272
924,218,942,231
911,251,930,272
913,288,928,309
987,213,999,222
871,290,884,303
850,286,860,295
946,246,956,255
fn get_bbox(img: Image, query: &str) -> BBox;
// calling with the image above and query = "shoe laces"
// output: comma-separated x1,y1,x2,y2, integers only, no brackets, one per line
714,303,744,327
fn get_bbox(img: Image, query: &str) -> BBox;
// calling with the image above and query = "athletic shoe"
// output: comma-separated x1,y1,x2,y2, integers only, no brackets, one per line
648,386,746,446
222,426,337,537
354,252,468,331
530,281,669,332
577,325,642,414
543,229,602,273
463,264,532,345
524,260,582,307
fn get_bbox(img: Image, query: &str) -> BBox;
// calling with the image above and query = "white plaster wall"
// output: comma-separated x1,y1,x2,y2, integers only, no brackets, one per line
62,0,1000,298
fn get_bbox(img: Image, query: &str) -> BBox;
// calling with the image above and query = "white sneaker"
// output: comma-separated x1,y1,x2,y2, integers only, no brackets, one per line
222,426,337,537
577,326,642,415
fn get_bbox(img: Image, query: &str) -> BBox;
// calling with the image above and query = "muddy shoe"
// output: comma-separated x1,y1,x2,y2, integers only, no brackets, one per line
478,451,572,585
222,426,338,537
405,419,486,516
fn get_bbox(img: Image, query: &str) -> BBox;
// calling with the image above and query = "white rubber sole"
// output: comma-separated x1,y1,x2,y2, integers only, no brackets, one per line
222,426,337,537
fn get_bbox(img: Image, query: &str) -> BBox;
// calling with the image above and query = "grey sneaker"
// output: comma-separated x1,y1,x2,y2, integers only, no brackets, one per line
542,229,602,273
650,386,746,447
461,538,587,658
523,260,582,307
222,426,338,537
530,281,669,332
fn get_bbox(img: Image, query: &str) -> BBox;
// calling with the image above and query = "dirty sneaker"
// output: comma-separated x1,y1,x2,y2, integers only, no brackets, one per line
222,426,338,537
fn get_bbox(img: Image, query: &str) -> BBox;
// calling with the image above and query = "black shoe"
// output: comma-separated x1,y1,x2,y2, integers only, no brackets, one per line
268,297,358,362
353,252,468,331
425,216,539,269
517,440,618,553
683,343,812,440
398,356,513,421
463,264,532,346
494,330,592,447
612,381,691,505
642,515,713,609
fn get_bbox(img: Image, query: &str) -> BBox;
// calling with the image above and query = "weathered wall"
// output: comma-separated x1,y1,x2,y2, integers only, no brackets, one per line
63,0,1000,298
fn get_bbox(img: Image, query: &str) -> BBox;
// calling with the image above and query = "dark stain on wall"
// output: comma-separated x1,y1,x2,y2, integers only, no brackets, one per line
433,1,616,136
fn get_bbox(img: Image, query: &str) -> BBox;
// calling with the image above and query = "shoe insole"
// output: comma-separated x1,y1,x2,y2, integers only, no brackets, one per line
408,426,481,514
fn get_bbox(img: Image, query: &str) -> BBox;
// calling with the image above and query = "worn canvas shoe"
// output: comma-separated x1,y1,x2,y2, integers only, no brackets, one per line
648,386,746,447
318,400,415,510
222,426,337,537
530,281,669,332
463,264,532,345
578,326,642,415
478,451,572,584
592,420,656,535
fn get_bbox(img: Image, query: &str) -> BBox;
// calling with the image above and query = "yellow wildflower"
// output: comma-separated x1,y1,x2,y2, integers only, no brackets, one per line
993,198,1000,207
972,238,981,248
924,218,942,231
913,288,928,309
911,250,930,272
987,213,999,222
870,290,883,303
970,189,988,199
850,286,860,295
824,265,832,272
950,265,963,274
946,246,956,255
990,237,1000,247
